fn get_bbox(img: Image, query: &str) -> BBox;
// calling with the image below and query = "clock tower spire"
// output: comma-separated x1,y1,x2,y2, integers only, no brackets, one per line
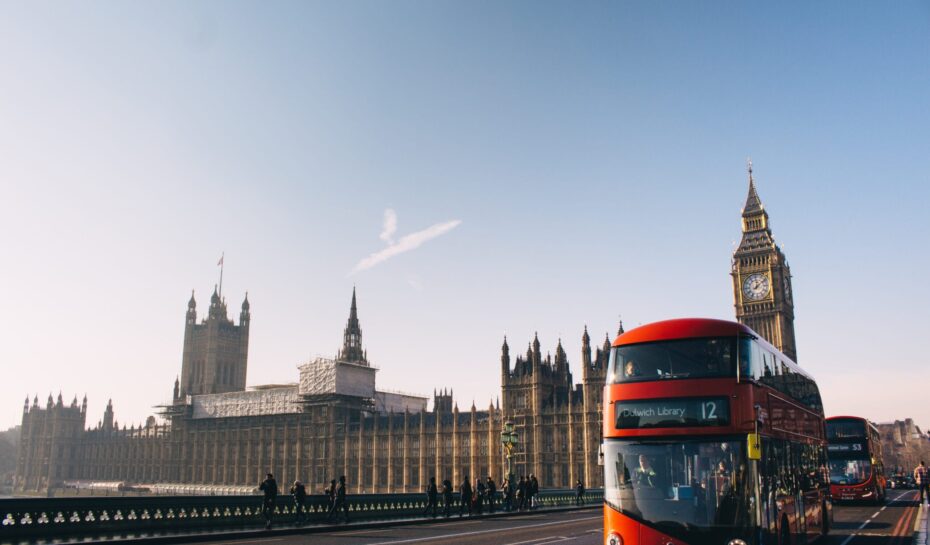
731,160,798,362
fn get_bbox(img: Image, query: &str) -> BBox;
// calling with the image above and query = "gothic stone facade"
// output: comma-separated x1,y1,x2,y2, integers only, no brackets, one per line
15,289,608,494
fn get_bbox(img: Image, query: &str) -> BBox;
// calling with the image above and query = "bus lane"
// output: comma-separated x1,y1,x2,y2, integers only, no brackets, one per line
827,490,919,545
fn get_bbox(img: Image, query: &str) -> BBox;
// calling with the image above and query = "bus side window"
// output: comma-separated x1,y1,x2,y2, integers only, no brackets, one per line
752,342,764,380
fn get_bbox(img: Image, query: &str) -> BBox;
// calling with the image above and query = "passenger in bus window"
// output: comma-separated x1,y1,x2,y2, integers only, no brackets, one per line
624,360,641,378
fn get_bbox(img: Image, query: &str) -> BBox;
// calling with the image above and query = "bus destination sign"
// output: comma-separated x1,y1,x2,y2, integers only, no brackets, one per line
827,443,866,454
615,397,730,429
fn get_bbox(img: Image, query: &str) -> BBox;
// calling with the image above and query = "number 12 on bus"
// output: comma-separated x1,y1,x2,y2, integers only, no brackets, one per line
603,318,831,545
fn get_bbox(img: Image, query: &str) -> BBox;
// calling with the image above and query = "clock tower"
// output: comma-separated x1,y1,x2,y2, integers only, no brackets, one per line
731,161,798,362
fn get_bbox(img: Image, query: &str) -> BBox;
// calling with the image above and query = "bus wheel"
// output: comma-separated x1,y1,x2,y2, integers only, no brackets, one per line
780,517,792,545
822,502,829,536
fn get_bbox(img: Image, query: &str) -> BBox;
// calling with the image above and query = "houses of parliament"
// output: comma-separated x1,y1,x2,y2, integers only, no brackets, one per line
14,165,798,494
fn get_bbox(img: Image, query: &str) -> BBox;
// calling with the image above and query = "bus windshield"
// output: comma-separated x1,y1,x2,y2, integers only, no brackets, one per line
604,438,755,540
609,337,741,383
829,459,871,485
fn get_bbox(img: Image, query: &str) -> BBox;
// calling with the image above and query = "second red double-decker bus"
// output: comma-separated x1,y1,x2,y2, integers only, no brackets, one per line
826,416,886,503
603,318,831,545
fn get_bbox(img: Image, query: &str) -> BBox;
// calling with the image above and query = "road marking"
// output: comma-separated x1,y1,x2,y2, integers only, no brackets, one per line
214,537,284,545
362,515,602,545
838,515,874,545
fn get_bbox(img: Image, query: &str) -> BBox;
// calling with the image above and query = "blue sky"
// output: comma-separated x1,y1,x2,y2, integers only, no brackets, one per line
1,1,928,431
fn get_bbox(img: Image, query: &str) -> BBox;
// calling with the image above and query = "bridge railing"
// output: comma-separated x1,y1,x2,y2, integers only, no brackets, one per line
0,488,603,542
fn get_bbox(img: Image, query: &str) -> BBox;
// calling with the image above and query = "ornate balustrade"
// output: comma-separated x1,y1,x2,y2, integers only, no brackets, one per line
0,489,602,542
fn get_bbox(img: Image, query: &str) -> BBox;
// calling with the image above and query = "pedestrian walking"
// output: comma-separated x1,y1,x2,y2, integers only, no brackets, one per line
574,479,585,505
290,480,307,524
529,474,539,509
517,476,528,511
916,462,929,503
442,479,453,517
259,473,278,529
459,474,473,517
327,475,350,523
424,477,439,517
474,478,486,514
502,477,514,511
486,476,497,513
575,479,585,506
324,479,337,512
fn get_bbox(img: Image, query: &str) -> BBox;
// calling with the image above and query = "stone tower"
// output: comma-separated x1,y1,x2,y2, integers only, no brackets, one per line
337,287,368,365
15,393,86,492
179,287,250,396
580,325,613,486
731,162,797,361
500,333,574,479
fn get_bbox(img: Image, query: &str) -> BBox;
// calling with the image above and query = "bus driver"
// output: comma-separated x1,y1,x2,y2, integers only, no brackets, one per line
634,455,657,487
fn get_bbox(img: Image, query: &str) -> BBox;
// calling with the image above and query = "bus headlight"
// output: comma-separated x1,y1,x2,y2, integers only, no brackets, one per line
606,532,623,545
728,539,747,545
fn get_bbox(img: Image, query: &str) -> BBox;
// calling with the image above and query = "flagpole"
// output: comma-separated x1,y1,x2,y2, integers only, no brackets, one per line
218,252,224,299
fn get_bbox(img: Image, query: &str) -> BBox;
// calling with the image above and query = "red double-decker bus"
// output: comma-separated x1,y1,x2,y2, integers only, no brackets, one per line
826,416,886,503
603,318,831,545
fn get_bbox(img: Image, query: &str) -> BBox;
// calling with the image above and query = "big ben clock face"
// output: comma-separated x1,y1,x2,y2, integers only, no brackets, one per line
742,273,770,301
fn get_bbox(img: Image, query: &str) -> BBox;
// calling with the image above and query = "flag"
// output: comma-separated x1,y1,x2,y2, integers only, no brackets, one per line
217,254,224,267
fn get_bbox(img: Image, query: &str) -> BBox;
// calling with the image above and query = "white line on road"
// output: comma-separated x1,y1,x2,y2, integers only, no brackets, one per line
837,489,917,545
362,515,602,545
214,537,284,545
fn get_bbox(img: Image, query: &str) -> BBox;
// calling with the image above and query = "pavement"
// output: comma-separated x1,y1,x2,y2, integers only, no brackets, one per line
30,490,928,545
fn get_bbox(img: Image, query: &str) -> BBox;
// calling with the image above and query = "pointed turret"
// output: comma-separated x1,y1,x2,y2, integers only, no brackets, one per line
173,376,180,402
532,332,541,367
741,160,771,234
743,161,763,214
240,292,251,327
581,326,592,368
337,287,367,364
555,338,568,370
501,336,511,377
618,319,625,336
103,399,114,431
81,395,87,413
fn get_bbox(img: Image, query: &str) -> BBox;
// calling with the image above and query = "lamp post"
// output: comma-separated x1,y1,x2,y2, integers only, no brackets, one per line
501,421,518,507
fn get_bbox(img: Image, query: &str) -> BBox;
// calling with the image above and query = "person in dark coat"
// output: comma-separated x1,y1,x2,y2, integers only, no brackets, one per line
517,475,528,511
327,475,349,523
529,474,539,509
441,479,454,517
459,474,473,517
423,477,438,517
290,480,307,524
259,473,278,529
474,478,486,514
486,476,497,513
324,479,337,512
575,479,585,505
502,477,514,511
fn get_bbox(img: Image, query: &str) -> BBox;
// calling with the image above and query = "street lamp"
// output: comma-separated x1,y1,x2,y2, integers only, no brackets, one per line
501,421,518,505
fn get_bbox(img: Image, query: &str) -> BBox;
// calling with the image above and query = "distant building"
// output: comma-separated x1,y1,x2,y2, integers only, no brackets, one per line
878,419,930,473
14,288,608,494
